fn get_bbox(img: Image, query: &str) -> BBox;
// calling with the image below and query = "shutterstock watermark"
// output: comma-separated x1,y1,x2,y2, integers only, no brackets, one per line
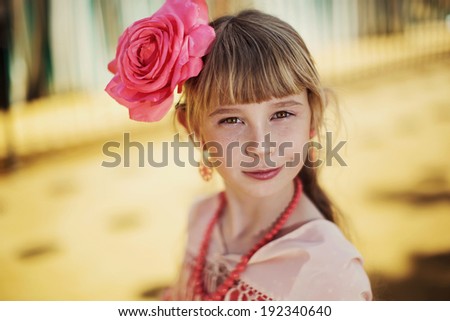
101,132,347,168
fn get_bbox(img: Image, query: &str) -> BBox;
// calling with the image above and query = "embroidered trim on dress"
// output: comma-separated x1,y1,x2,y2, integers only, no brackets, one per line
169,258,274,301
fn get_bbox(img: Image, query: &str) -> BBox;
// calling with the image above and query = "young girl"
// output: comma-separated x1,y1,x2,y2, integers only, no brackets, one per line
106,0,372,301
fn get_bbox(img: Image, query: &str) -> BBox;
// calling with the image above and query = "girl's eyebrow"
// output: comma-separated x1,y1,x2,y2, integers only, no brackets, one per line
208,108,242,117
208,100,303,117
271,99,303,108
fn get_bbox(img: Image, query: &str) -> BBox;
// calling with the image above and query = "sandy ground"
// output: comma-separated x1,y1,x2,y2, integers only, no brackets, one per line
0,58,449,300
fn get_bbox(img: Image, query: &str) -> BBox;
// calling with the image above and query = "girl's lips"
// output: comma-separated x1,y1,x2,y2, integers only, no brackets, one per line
242,166,282,180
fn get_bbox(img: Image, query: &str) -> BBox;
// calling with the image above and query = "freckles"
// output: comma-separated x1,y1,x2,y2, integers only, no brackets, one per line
277,121,307,136
276,133,309,158
204,134,239,165
206,127,240,142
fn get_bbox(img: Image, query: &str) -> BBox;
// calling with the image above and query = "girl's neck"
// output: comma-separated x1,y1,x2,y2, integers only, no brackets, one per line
219,179,297,253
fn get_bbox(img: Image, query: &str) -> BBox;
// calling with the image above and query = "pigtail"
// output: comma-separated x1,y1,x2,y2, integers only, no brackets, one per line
298,158,336,223
298,147,352,240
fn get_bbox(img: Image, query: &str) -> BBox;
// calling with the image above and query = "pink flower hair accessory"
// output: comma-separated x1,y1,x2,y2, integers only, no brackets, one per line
105,0,215,122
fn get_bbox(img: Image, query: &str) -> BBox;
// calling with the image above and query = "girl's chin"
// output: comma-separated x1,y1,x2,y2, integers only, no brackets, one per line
227,177,285,197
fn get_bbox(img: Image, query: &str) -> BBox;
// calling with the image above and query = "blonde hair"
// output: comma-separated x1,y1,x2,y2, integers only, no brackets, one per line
175,10,339,222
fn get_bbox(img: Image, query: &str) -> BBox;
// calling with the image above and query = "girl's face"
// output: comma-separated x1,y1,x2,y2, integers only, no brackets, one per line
202,92,312,197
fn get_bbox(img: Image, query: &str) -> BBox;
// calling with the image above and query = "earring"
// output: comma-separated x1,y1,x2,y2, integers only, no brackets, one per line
199,149,213,182
308,140,317,163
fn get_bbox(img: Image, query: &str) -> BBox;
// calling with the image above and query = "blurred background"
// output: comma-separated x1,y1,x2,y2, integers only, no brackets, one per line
0,0,449,300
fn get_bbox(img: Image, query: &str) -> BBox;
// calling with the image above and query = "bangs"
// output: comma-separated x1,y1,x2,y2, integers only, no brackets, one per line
206,22,306,110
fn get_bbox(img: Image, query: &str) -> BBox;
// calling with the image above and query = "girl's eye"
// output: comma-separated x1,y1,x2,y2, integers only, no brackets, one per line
272,111,294,119
219,117,242,125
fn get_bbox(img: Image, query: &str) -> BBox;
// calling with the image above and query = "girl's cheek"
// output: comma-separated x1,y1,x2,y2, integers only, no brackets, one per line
202,134,236,166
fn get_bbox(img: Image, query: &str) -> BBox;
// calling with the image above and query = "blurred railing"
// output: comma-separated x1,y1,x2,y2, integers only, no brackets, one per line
1,0,449,162
253,0,450,81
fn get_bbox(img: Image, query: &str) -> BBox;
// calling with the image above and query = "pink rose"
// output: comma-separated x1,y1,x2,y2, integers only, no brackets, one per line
105,0,215,122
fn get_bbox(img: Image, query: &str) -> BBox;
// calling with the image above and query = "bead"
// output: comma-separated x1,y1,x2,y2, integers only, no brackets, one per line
255,240,264,247
218,286,228,295
236,265,245,272
212,294,222,301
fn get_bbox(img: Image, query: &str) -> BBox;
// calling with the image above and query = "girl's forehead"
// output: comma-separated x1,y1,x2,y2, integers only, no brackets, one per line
210,93,307,114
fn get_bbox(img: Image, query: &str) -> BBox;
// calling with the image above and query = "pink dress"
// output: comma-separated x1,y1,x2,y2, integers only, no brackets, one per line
164,194,373,301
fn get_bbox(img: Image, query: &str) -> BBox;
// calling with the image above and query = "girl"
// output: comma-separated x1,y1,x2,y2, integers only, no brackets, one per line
106,0,372,301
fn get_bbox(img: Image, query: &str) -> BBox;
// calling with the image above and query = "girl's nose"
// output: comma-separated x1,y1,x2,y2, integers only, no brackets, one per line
244,130,276,158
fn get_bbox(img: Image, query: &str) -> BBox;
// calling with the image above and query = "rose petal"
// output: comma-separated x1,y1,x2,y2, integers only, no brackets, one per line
192,0,209,24
105,76,138,107
179,57,203,83
106,74,174,122
107,59,117,74
144,16,182,81
156,0,209,32
128,93,174,122
170,39,190,90
187,24,216,57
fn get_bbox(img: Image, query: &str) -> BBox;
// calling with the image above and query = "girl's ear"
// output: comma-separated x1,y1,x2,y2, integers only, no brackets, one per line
177,108,205,146
176,107,188,130
309,128,316,138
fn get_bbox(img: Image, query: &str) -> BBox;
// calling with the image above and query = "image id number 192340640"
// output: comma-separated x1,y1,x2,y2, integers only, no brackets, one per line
260,305,332,317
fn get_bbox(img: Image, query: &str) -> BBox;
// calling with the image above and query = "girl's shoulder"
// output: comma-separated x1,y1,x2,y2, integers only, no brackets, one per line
289,222,373,300
183,192,222,253
248,218,363,266
186,192,221,229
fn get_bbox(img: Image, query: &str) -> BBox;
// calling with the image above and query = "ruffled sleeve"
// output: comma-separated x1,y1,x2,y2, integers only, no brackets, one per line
287,255,372,300
240,220,373,301
284,221,372,300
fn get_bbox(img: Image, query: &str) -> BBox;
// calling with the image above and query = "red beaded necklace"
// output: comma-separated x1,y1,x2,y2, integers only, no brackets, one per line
192,177,303,301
